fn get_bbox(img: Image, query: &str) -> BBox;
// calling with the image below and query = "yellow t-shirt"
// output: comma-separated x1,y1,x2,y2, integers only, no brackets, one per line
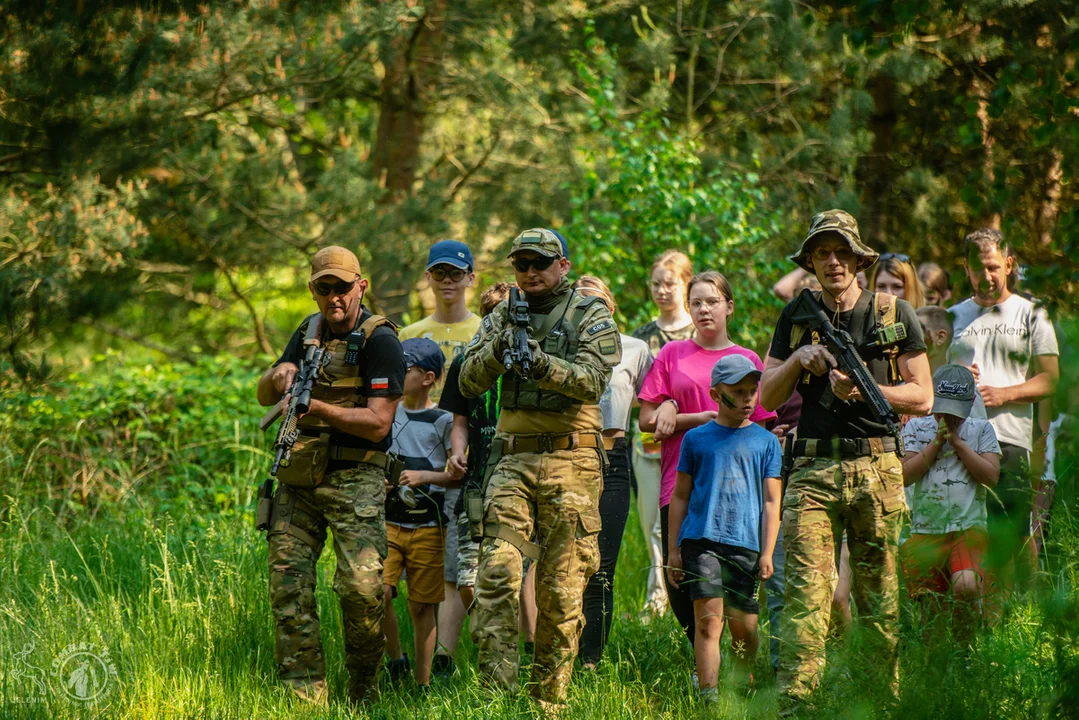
398,313,482,401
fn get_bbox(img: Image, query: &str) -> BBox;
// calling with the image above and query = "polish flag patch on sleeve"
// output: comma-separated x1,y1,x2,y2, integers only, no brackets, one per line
370,378,389,390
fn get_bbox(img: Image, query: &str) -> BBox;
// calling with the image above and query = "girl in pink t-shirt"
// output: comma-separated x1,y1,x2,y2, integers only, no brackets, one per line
638,270,776,645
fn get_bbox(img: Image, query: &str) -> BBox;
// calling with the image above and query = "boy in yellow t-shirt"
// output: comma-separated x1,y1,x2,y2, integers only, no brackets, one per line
399,240,481,397
397,238,480,682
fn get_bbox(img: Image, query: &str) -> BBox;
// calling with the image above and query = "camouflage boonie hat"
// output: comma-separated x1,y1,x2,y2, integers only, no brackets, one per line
507,228,564,258
789,209,879,272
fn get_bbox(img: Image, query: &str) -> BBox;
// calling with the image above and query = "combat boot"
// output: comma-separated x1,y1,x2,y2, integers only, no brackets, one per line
285,678,329,708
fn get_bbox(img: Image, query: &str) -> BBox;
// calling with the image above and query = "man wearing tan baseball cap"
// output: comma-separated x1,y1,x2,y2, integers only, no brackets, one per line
255,244,405,706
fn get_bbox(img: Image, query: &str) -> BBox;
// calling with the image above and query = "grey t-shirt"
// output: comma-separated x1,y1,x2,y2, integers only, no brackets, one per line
948,294,1059,450
599,334,653,432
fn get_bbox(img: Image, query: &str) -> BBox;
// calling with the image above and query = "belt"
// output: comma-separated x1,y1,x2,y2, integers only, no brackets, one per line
602,436,628,451
502,432,602,455
328,446,393,470
792,437,898,459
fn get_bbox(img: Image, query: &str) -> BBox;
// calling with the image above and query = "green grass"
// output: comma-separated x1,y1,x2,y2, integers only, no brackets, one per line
1,485,1076,719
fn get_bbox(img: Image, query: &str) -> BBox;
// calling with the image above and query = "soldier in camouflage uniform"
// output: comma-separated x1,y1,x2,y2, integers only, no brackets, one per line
759,212,933,709
459,228,622,709
256,246,406,706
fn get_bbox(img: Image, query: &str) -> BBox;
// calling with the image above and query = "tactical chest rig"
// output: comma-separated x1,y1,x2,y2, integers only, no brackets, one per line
275,311,400,488
498,290,605,412
789,290,904,387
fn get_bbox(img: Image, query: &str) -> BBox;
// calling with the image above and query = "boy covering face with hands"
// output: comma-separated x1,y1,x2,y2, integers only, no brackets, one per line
667,355,783,701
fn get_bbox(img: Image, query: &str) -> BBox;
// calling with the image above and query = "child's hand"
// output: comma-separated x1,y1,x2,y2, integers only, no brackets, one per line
933,418,950,448
400,470,424,488
666,549,684,588
943,415,966,448
447,454,468,480
654,401,678,441
759,556,774,581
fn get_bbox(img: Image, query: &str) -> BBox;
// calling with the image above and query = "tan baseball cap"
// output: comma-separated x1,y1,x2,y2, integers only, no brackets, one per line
310,246,361,282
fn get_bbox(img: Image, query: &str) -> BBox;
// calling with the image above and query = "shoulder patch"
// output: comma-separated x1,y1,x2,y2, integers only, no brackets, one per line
585,318,615,337
482,315,494,333
467,329,482,348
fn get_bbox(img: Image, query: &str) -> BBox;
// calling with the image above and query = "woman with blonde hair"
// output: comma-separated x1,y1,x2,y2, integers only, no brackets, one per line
572,275,654,667
631,250,696,620
867,252,927,309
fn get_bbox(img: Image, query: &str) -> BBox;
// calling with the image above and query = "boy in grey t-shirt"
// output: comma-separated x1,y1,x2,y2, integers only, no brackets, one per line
900,365,1001,644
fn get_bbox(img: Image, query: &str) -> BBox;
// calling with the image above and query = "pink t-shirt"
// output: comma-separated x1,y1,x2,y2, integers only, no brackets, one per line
638,340,777,507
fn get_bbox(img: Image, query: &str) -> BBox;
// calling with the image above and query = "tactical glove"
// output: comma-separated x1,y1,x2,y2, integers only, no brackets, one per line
525,339,550,379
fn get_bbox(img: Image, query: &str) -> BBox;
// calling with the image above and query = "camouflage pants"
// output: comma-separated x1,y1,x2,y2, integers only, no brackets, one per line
472,444,602,704
267,464,388,701
778,452,905,702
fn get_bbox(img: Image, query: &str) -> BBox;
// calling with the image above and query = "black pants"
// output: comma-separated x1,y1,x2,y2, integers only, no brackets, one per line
579,439,631,664
661,504,696,646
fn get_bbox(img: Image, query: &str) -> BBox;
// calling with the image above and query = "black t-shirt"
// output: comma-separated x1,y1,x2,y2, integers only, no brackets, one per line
275,308,405,452
768,290,925,441
438,355,500,516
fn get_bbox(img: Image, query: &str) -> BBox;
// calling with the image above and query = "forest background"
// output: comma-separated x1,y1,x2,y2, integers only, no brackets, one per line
1,1,1078,718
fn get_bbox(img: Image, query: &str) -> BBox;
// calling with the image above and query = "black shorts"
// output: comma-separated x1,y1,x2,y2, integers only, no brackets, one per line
680,539,760,613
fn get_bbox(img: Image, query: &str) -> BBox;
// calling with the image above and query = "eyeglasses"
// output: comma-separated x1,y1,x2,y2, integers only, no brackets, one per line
429,266,468,282
511,255,557,273
313,278,357,297
810,246,856,263
878,252,911,264
689,297,726,311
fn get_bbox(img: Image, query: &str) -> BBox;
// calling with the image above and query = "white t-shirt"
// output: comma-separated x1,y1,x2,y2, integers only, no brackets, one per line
599,334,653,432
948,294,1059,451
902,416,1001,534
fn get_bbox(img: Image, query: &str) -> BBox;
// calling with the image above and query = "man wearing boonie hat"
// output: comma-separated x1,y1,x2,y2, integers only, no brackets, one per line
759,210,933,709
666,354,783,703
256,245,405,706
458,227,622,710
898,365,1001,646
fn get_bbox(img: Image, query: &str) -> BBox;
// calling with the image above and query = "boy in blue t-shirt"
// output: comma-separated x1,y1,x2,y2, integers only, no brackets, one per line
667,354,783,698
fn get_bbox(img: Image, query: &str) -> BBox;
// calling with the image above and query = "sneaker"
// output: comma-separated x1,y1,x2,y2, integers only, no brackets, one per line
691,671,699,690
386,654,411,683
697,687,720,705
432,653,456,682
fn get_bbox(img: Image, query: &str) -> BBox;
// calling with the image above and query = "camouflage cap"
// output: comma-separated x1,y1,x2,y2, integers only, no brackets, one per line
507,228,565,258
789,209,879,272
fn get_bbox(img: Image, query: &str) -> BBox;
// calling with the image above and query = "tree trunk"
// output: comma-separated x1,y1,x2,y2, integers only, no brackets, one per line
1034,148,1063,254
368,1,447,323
858,74,897,247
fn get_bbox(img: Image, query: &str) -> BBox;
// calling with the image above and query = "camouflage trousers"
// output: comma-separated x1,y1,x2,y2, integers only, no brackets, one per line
267,464,388,701
472,444,602,704
778,452,905,703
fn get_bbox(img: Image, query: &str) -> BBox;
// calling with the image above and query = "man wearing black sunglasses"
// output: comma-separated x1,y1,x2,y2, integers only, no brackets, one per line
458,228,622,711
256,245,405,706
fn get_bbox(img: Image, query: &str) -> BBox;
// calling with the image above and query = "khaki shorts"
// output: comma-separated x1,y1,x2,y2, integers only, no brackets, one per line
384,524,446,604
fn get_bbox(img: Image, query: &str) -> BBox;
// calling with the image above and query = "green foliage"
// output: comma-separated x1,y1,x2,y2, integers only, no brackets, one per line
0,353,265,519
569,28,786,349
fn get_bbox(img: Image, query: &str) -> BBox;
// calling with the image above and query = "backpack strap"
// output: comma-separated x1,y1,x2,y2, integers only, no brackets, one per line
874,292,901,384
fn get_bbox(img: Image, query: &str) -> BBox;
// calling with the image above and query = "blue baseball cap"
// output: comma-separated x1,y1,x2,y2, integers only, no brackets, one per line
402,337,446,379
711,355,762,387
427,240,473,271
549,229,569,257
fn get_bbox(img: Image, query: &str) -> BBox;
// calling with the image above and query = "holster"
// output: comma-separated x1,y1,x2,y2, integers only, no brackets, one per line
780,433,795,497
386,453,405,488
255,478,274,532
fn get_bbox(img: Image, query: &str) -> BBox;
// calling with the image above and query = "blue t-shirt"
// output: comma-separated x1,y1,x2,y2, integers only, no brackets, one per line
675,421,782,552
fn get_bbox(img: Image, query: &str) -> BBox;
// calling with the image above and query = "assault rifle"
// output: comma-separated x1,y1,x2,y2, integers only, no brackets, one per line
502,287,532,376
259,315,327,475
789,289,905,454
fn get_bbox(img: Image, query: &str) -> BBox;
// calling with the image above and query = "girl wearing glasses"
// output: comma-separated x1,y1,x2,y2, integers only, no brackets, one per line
631,250,696,620
638,271,777,650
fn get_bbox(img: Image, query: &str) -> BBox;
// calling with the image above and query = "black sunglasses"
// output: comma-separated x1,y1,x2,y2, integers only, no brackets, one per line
878,252,911,264
429,266,468,282
511,255,558,273
313,278,357,297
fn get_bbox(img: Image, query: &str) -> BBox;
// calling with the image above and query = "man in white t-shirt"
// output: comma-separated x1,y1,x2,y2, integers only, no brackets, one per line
947,228,1059,602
